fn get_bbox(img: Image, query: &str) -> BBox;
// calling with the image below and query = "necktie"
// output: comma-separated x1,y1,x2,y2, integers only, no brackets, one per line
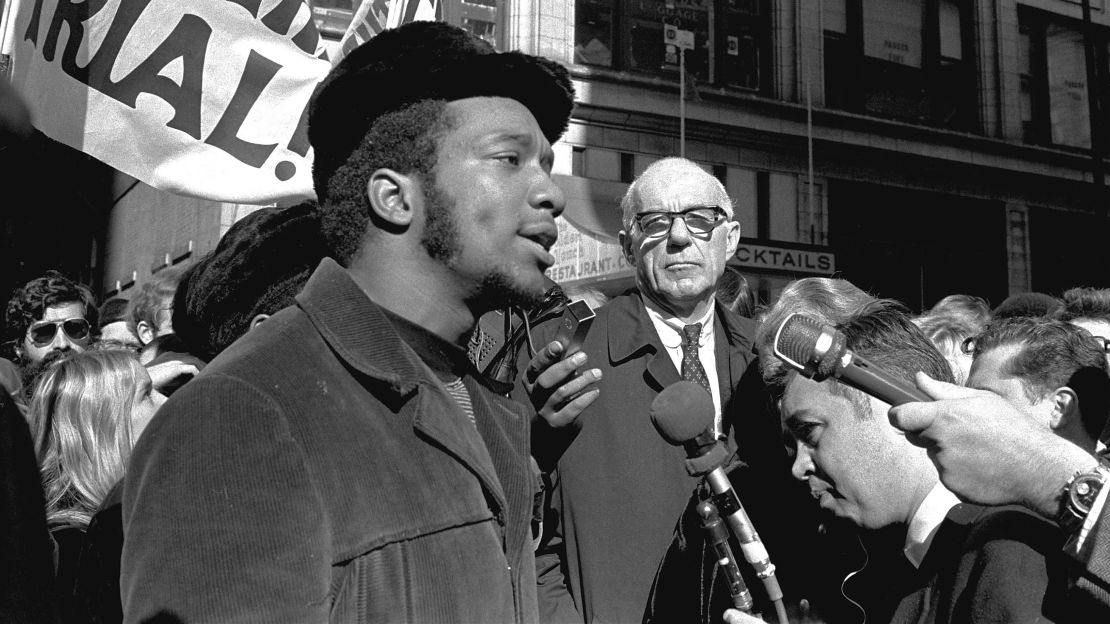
681,323,712,397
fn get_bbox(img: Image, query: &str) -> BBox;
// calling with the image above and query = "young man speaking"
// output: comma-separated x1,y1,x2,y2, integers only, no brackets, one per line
121,22,599,623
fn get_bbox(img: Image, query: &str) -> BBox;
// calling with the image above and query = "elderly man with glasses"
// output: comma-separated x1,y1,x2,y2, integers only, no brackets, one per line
532,157,796,623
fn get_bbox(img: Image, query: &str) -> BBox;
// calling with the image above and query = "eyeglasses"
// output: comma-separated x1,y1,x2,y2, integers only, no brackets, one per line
631,206,727,238
1094,336,1110,354
962,333,1110,355
26,318,91,347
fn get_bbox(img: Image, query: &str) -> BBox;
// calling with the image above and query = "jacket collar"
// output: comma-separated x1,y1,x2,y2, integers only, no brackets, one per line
295,258,426,397
606,289,755,361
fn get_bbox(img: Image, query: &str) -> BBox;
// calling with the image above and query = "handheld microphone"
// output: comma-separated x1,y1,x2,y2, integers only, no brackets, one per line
772,313,929,406
697,499,754,612
650,382,785,608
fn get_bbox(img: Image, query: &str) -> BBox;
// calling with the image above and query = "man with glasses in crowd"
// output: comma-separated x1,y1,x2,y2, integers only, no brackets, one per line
2,271,97,400
533,157,787,623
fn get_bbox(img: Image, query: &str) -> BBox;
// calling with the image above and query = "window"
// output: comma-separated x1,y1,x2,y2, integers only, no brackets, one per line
310,0,358,40
309,0,505,50
457,0,502,47
574,0,771,94
823,0,976,131
1019,7,1109,150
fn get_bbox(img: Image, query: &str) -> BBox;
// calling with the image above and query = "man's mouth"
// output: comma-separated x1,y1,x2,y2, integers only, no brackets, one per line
520,224,557,252
810,481,841,505
665,260,700,269
520,227,558,267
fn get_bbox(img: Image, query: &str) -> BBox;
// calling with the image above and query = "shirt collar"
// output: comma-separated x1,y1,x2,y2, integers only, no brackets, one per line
642,299,716,349
381,308,473,382
903,482,961,568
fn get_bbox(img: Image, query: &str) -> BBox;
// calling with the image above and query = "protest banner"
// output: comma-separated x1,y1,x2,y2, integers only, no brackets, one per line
6,0,331,203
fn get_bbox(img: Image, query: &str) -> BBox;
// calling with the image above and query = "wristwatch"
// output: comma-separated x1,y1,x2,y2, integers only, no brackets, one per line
1057,460,1110,535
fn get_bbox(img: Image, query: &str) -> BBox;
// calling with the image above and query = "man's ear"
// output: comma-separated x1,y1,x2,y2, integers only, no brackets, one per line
136,321,155,346
618,230,636,266
249,314,270,331
1049,387,1079,430
366,168,419,227
724,220,741,257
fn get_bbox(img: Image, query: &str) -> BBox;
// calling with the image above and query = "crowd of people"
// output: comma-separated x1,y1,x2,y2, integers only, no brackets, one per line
3,19,1110,624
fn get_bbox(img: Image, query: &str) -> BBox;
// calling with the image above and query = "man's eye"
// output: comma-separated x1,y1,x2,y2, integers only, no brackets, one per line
792,422,820,447
494,154,520,166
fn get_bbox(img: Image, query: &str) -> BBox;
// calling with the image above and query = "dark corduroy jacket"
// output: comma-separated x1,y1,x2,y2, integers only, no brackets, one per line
121,258,540,623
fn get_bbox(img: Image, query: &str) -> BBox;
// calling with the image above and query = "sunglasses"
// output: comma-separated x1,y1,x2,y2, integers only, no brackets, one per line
26,318,92,347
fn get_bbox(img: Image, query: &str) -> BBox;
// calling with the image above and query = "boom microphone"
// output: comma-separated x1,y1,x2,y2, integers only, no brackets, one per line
772,313,929,406
650,382,785,616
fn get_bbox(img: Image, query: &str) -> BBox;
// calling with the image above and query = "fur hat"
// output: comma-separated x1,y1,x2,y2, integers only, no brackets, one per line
308,21,575,196
97,297,130,329
172,203,326,361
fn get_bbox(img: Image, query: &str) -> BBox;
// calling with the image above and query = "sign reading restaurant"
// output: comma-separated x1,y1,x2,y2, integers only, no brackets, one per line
734,239,835,276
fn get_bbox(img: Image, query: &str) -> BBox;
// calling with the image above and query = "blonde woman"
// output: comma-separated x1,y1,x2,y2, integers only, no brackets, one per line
29,349,165,614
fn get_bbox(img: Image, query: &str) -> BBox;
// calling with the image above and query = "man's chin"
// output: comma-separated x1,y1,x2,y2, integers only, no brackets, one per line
475,272,547,312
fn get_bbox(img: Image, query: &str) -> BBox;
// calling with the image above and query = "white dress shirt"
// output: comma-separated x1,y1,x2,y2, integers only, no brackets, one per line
643,300,723,437
903,481,961,568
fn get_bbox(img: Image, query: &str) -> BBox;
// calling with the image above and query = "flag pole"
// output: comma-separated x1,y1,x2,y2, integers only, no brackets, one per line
680,47,686,158
1,0,20,58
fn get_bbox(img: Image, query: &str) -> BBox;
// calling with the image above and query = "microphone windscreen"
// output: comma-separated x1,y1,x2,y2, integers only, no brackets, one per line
774,314,848,381
651,381,715,445
774,314,824,367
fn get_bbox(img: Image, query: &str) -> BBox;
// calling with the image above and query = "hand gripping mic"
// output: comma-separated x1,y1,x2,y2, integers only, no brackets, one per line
651,381,785,618
772,313,929,406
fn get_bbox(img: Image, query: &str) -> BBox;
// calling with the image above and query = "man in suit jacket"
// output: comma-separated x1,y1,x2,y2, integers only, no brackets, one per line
724,282,1073,624
533,157,781,623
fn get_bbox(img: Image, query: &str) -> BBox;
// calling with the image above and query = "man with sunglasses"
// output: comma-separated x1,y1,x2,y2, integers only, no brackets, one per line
533,157,777,623
3,272,97,397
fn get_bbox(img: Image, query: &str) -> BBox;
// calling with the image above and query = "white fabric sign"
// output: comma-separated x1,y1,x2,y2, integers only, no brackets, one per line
8,0,333,204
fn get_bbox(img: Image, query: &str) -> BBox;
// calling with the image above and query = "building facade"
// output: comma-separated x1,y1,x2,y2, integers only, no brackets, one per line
92,0,1110,311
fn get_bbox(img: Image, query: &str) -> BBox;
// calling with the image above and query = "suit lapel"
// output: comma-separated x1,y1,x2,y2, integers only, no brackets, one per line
606,292,681,392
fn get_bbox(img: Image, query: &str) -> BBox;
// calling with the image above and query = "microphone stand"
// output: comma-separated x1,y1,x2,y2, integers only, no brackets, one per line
684,448,789,624
696,499,754,613
704,469,789,624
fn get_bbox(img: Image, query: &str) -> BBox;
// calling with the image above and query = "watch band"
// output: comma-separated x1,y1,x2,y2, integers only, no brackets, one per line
1058,460,1110,535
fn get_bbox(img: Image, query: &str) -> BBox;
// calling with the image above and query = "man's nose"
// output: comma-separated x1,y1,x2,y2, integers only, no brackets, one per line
52,329,74,350
790,446,813,482
666,215,693,245
531,173,566,219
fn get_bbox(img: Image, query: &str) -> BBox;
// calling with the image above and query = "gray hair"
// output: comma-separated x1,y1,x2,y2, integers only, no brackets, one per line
754,277,877,390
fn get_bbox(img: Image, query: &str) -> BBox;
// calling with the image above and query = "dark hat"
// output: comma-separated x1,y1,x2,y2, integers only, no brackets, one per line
991,292,1063,319
98,297,130,329
308,21,575,196
172,203,326,361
